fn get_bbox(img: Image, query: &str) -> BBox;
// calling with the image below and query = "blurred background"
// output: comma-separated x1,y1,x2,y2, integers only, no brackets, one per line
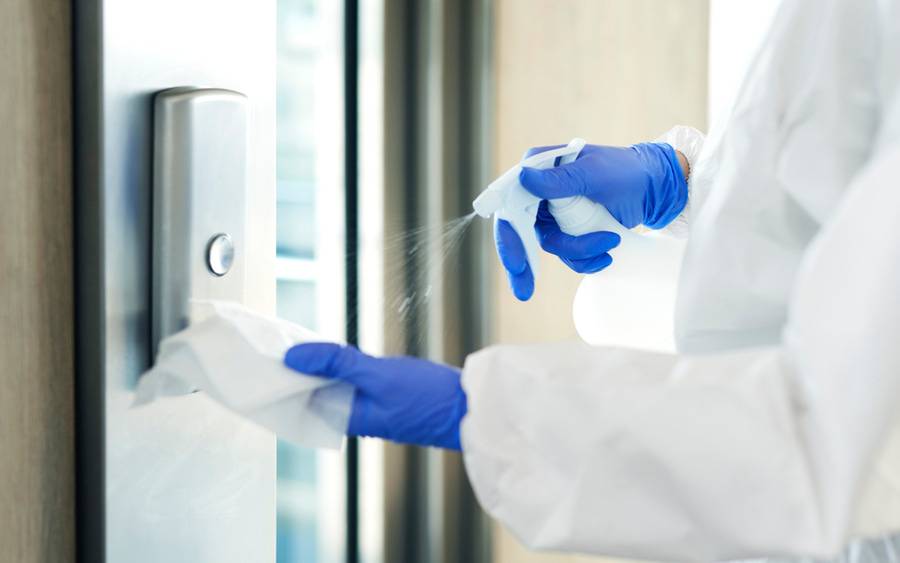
271,1,779,562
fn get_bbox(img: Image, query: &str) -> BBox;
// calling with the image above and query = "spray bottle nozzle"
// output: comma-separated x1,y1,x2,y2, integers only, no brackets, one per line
472,139,586,276
472,189,505,219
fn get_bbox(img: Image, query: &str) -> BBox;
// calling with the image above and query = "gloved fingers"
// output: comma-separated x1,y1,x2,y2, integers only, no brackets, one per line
561,253,614,274
522,144,565,161
537,225,620,260
494,219,535,300
284,342,368,384
494,219,528,276
535,200,621,259
535,198,555,220
282,342,370,440
519,159,590,199
506,267,535,301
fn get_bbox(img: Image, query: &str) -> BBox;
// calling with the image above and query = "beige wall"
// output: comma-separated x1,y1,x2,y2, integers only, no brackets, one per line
0,0,76,561
490,1,709,561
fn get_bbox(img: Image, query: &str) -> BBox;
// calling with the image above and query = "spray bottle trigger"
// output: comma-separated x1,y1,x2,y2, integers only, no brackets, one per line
473,138,588,281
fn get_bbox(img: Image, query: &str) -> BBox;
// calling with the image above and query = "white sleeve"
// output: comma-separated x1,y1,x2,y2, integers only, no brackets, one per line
460,145,900,561
653,125,706,238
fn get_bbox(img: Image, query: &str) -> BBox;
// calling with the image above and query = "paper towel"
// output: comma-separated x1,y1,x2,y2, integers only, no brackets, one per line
134,300,353,449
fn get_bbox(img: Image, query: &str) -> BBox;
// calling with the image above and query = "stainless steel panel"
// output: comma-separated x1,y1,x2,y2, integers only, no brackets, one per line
152,88,248,350
74,1,277,561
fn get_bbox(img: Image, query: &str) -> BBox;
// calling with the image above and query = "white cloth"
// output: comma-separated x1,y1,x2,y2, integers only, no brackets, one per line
461,0,900,560
135,301,353,449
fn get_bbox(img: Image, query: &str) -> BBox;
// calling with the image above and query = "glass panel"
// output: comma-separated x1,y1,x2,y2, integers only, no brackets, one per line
276,279,317,328
277,0,318,258
276,440,319,563
277,199,316,258
275,0,345,562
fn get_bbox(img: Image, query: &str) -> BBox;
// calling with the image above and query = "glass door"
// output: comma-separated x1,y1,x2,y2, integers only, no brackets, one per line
75,0,491,560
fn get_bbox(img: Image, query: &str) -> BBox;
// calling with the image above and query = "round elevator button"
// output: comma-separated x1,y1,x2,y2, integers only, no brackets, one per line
206,233,234,276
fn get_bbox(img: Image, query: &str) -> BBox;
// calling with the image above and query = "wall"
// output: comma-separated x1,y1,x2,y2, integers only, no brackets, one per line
490,1,709,561
0,0,76,561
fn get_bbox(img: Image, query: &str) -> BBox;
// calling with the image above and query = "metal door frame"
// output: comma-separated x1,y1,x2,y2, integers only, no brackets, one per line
73,2,278,560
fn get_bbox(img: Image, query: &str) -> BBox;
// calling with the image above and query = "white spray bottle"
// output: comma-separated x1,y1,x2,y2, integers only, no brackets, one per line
473,138,685,352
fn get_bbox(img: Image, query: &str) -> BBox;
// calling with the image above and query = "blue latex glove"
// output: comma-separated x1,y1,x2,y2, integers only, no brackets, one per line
495,142,687,301
495,202,622,301
284,343,467,450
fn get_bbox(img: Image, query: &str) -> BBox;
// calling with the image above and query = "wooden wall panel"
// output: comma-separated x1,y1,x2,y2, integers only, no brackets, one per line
0,0,75,560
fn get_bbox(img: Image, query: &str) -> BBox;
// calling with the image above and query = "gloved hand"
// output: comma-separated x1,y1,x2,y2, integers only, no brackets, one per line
284,343,467,450
495,142,687,301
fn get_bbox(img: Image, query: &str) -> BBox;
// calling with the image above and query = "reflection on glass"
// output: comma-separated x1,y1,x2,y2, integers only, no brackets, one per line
276,0,343,561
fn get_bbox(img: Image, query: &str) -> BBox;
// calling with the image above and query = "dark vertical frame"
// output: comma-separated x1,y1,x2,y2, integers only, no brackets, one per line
401,1,427,561
73,1,106,560
343,1,361,562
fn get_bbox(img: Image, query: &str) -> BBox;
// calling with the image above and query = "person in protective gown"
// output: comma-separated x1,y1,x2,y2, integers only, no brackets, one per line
285,0,900,559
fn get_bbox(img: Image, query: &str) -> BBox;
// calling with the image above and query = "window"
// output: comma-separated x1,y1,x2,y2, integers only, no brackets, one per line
275,1,346,561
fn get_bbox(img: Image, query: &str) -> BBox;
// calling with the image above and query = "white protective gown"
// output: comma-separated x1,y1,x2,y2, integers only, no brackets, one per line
460,0,900,560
